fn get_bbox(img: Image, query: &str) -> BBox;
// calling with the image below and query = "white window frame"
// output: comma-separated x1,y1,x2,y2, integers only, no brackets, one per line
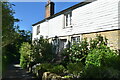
71,36,80,44
64,11,72,28
71,35,82,45
36,25,40,35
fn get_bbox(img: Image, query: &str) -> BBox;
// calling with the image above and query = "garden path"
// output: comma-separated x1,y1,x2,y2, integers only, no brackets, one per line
2,64,38,80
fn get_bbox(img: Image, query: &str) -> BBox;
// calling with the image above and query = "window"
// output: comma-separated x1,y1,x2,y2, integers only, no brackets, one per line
71,36,80,44
64,11,72,28
36,25,40,35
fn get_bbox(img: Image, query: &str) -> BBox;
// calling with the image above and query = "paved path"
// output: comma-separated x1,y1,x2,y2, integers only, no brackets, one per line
2,64,38,80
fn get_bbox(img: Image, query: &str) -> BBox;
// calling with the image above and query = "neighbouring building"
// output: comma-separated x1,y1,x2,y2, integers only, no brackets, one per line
32,0,120,53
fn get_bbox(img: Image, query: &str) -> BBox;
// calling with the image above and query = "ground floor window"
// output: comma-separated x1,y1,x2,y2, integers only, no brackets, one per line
71,36,80,44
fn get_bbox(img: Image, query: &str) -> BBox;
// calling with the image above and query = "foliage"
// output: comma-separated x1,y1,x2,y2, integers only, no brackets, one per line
85,45,117,67
63,75,72,78
2,2,31,72
35,63,54,72
50,65,65,74
67,62,83,76
2,2,19,69
82,65,120,79
84,50,120,79
32,36,54,64
33,63,65,76
82,35,120,79
61,48,70,67
19,42,33,69
69,38,88,63
62,34,120,79
89,34,107,50
2,2,20,47
20,56,27,69
41,63,54,71
62,38,89,66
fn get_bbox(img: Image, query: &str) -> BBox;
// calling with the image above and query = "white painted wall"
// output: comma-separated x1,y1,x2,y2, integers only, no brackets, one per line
32,0,119,40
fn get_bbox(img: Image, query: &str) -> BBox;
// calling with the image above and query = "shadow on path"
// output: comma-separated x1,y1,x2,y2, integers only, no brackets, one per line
2,64,38,80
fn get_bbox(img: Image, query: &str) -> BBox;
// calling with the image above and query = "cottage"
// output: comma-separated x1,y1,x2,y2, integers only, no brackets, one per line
32,0,120,52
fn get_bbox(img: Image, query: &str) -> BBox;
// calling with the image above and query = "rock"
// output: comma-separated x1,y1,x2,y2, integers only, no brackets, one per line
42,72,62,80
42,72,50,80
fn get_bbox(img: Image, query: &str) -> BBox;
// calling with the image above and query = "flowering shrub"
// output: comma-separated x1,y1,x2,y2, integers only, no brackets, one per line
62,34,120,79
62,38,89,65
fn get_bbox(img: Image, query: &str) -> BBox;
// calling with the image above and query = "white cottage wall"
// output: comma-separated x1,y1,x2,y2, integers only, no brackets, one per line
72,0,119,34
32,0,119,40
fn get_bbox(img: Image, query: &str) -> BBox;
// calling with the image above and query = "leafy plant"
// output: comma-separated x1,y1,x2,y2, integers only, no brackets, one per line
85,42,117,68
41,63,54,71
20,56,27,69
32,36,54,64
50,65,65,74
62,34,120,79
67,62,83,76
83,35,120,79
19,42,33,69
62,38,89,65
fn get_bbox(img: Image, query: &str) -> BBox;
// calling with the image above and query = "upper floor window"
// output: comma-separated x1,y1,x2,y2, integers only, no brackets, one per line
64,11,72,28
36,25,40,35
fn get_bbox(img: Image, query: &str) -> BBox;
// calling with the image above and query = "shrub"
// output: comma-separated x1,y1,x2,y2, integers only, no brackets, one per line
20,56,27,69
33,63,54,73
89,34,107,50
67,62,83,76
19,42,33,69
62,34,120,79
62,38,89,65
82,65,120,79
41,63,54,71
32,36,54,64
61,48,70,67
85,44,117,67
50,65,65,74
69,38,89,63
33,63,65,77
83,35,120,79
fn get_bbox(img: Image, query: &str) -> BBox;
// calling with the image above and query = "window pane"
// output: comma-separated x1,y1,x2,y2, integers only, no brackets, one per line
70,12,72,25
66,14,68,26
37,25,40,35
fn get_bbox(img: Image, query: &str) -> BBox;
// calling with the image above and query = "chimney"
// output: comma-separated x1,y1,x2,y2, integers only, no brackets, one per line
45,0,54,18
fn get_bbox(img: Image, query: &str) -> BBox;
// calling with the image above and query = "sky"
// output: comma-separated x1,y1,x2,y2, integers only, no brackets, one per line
12,2,83,31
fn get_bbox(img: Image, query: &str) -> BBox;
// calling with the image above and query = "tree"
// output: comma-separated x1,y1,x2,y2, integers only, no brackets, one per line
2,2,19,47
2,2,31,69
2,2,20,67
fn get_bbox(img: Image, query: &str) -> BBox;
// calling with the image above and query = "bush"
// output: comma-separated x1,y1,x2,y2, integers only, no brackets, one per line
41,63,54,71
67,62,83,76
62,34,120,79
83,35,120,79
82,65,120,79
32,63,65,77
19,42,32,69
32,36,54,64
62,38,89,65
85,44,117,67
20,56,27,69
50,65,65,75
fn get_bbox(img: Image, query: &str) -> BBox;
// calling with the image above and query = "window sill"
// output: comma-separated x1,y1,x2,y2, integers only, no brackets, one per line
63,25,73,29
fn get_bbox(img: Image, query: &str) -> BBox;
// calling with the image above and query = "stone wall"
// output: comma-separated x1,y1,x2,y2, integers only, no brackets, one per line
82,30,120,50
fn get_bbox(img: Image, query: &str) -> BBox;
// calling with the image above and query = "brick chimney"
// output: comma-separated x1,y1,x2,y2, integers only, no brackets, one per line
45,0,54,18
